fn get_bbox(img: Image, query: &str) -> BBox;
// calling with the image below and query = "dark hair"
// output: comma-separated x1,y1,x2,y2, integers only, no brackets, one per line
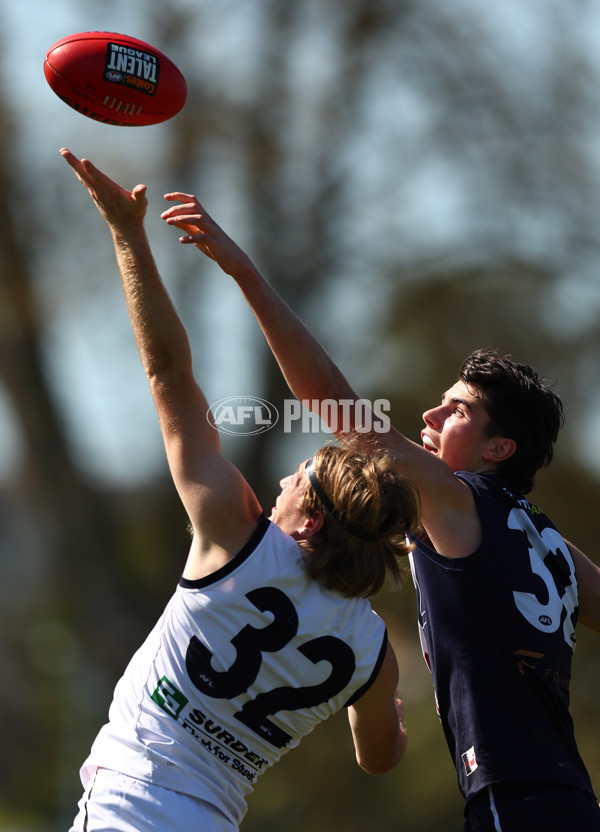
298,442,421,598
459,348,564,494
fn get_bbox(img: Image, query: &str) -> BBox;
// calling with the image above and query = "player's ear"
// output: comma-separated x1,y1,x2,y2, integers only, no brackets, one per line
483,437,516,463
294,510,325,541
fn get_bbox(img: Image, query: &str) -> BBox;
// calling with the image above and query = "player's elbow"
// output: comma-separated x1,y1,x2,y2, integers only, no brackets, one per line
356,753,401,776
355,735,407,775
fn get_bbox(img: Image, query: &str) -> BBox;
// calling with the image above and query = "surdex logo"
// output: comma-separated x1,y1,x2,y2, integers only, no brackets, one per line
104,43,160,95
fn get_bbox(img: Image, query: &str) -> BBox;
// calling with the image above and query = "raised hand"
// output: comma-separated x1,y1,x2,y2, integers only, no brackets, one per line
60,148,148,230
161,192,256,278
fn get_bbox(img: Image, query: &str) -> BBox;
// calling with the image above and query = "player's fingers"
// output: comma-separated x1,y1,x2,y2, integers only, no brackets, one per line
59,150,107,192
59,147,76,164
163,192,198,203
63,156,109,195
79,158,108,182
79,158,134,199
161,198,212,222
179,233,218,261
163,214,205,229
60,148,90,182
179,231,210,244
59,147,82,166
161,209,197,222
161,204,204,221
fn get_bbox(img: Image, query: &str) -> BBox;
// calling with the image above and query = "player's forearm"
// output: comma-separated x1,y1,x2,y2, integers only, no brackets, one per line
232,262,357,405
111,224,193,381
164,194,357,410
364,719,408,775
350,707,407,775
384,717,409,773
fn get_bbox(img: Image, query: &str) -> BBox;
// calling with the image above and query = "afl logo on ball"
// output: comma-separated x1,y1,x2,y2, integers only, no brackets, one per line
104,41,160,96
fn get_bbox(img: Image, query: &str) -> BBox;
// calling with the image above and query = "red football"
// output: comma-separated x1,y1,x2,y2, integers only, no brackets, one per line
44,31,187,126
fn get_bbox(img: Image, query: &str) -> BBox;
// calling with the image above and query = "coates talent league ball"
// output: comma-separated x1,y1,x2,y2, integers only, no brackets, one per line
44,31,187,126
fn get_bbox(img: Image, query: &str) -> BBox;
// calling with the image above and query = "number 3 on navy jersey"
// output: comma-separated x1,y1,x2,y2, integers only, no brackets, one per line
509,508,577,649
185,586,356,748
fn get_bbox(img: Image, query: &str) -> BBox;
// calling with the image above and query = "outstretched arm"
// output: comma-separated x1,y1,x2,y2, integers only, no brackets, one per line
161,192,355,408
60,152,262,571
160,194,480,556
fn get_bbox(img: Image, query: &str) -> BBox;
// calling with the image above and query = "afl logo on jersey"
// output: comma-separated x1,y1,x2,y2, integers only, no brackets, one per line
208,397,279,436
538,615,552,626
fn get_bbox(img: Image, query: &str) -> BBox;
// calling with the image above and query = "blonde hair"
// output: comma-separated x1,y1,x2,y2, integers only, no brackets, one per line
298,443,420,598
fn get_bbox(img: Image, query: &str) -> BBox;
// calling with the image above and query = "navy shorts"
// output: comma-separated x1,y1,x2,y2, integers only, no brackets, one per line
463,782,600,832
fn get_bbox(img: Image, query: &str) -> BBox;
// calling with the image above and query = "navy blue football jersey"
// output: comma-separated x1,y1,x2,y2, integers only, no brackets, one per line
410,472,595,801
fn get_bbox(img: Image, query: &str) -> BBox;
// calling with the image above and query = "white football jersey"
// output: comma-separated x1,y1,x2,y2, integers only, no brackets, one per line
80,516,387,827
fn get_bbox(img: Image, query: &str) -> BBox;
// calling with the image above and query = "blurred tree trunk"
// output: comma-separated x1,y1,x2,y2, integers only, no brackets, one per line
0,93,120,636
0,89,124,818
